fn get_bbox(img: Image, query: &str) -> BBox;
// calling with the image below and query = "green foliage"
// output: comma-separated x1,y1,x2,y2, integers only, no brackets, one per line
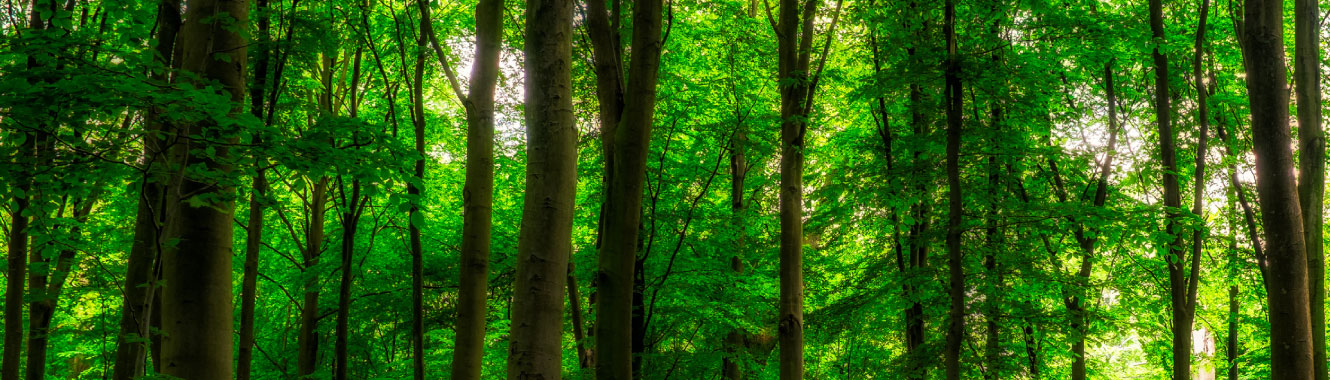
0,0,1315,378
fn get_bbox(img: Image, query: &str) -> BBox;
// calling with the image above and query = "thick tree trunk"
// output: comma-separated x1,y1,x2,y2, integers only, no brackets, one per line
1294,0,1326,376
158,0,248,377
447,0,503,375
507,0,576,375
237,0,273,377
943,0,964,378
1241,0,1315,377
593,0,665,376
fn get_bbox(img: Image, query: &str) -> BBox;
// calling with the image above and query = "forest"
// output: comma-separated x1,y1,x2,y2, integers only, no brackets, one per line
0,0,1327,378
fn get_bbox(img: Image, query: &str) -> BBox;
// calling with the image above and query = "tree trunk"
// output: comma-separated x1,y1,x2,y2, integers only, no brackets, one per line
775,0,820,377
113,1,182,373
1173,1,1212,379
1294,0,1326,376
902,4,929,377
1241,0,1315,377
1147,0,1192,376
1226,284,1240,380
298,178,329,377
237,0,273,377
722,106,749,380
943,0,964,378
591,0,665,375
507,0,576,375
982,9,1004,377
334,180,363,380
398,4,428,379
3,2,54,378
158,0,247,377
446,0,503,375
1066,60,1120,380
569,263,592,368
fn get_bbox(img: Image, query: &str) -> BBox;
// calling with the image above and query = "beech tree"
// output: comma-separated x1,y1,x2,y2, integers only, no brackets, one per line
0,0,1326,379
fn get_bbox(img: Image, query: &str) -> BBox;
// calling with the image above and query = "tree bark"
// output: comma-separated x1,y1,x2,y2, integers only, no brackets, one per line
1147,0,1194,376
981,9,1004,377
298,178,329,377
569,263,592,368
943,0,964,378
507,0,576,375
445,0,503,375
1226,284,1240,380
1241,0,1315,377
902,4,929,377
334,180,364,380
590,0,666,376
158,0,247,377
1294,0,1326,376
776,0,820,377
26,193,96,380
405,3,429,379
237,0,273,377
3,2,55,378
111,1,180,375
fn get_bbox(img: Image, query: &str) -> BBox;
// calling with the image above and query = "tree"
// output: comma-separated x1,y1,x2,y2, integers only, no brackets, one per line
433,0,504,375
1241,0,1315,377
156,0,248,377
583,0,666,375
942,0,964,378
506,0,576,375
1294,0,1326,375
237,0,275,377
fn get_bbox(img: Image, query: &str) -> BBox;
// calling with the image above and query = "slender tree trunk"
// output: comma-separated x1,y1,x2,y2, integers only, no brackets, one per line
25,193,96,380
334,181,362,380
722,112,748,380
18,130,50,380
982,9,1004,377
943,0,964,378
569,263,592,368
1241,0,1315,377
446,0,503,375
158,0,247,377
405,3,429,379
507,0,576,375
237,0,273,377
1147,0,1193,376
1294,0,1327,376
3,135,30,380
298,179,329,377
1172,2,1212,379
1226,284,1240,380
902,4,929,377
3,2,55,378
